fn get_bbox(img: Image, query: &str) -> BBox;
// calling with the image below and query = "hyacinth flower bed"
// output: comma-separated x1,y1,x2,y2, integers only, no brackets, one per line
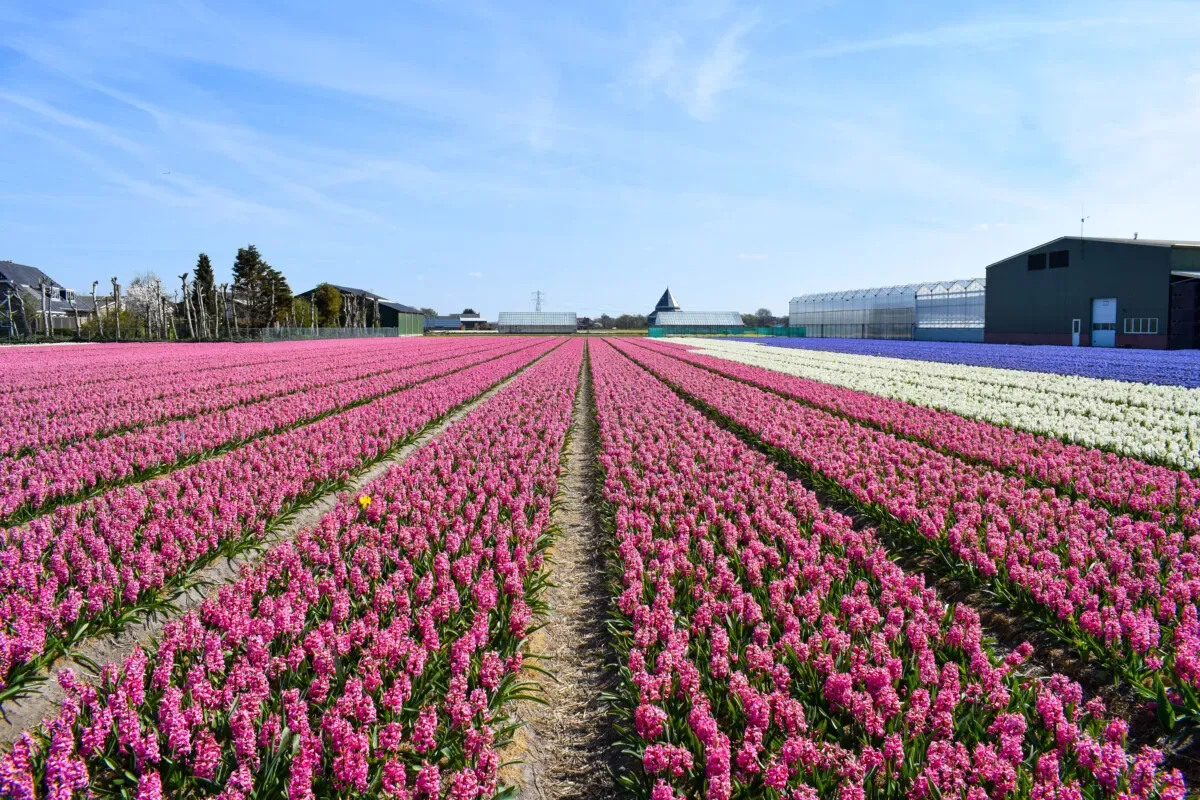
0,343,315,397
0,338,584,799
0,338,535,523
686,340,1200,472
0,338,501,459
636,339,1200,530
742,337,1200,389
589,339,1185,799
610,339,1200,734
0,339,561,707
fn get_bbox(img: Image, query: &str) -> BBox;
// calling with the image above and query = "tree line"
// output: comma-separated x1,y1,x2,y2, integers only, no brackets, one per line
16,244,419,342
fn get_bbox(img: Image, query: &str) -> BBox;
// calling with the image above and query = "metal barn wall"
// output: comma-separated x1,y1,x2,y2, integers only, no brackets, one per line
914,327,985,342
397,312,423,335
984,240,1173,348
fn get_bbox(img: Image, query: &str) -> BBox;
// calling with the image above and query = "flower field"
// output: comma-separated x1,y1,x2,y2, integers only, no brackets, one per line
0,335,1195,799
684,339,1200,471
740,337,1200,389
592,338,1184,800
1,338,583,798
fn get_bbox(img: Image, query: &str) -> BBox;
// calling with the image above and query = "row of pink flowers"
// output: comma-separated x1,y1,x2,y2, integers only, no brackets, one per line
590,338,1185,800
611,339,1200,729
637,339,1200,531
0,339,562,703
0,342,296,394
0,338,584,799
0,339,533,520
0,338,497,458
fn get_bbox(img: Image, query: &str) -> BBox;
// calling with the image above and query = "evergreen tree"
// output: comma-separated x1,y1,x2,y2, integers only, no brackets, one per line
232,245,266,327
312,283,342,327
192,253,216,330
231,245,293,327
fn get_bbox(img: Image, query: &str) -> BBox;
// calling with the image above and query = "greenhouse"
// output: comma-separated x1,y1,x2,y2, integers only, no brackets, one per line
496,311,578,334
788,278,985,341
649,310,746,337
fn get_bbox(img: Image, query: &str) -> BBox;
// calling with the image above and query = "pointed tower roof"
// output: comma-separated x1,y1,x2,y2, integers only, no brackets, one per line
654,287,681,313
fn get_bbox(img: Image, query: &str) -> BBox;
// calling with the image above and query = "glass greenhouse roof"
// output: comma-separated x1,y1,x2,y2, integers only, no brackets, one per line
792,278,984,304
654,311,744,326
497,312,578,326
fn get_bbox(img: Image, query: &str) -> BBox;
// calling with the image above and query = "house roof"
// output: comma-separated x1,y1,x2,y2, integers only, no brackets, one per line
985,236,1200,270
0,260,59,291
0,261,97,314
654,287,681,313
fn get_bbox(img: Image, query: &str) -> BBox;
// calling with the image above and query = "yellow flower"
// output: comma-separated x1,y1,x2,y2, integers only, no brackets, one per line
358,494,372,510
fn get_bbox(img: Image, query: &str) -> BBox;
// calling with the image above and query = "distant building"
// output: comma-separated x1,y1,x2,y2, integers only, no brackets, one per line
647,287,681,326
653,311,745,329
424,316,462,331
985,236,1200,349
497,311,577,334
647,288,743,334
297,284,423,334
456,312,486,330
377,301,425,334
789,279,985,342
424,312,487,332
0,260,100,335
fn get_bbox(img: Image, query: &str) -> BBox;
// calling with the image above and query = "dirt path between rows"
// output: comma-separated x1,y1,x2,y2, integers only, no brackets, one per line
504,344,618,800
0,357,547,745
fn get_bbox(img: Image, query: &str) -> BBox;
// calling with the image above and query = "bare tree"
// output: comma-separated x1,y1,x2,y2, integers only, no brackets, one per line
231,284,240,337
14,292,29,336
39,278,49,335
179,274,195,340
111,278,122,341
197,291,208,340
219,283,230,339
91,281,101,339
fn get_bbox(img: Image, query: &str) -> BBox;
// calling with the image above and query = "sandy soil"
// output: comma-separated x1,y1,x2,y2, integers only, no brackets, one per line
503,345,619,800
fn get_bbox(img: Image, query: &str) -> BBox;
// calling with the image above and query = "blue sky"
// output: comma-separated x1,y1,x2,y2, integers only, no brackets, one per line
1,0,1198,319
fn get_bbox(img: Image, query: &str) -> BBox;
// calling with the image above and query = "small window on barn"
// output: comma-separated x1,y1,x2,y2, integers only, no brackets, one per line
1027,253,1046,270
1049,250,1069,269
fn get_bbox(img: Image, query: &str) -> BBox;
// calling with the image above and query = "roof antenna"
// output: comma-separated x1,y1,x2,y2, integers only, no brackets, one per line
1133,232,1138,240
1080,206,1090,239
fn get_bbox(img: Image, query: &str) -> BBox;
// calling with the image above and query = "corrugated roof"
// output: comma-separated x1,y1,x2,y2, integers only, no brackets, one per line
984,236,1200,270
653,311,744,327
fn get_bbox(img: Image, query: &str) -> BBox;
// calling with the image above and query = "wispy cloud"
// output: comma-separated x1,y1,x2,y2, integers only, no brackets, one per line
689,16,755,119
798,11,1199,60
629,6,757,120
2,0,1199,318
